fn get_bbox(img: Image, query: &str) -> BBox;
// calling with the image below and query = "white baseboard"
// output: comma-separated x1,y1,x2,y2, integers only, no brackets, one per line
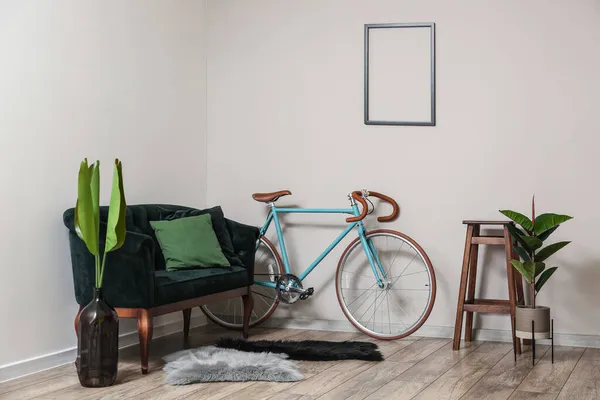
0,315,206,384
261,317,600,348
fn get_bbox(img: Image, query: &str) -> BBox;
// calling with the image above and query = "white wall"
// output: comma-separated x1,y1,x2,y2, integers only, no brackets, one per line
0,1,207,377
207,0,600,336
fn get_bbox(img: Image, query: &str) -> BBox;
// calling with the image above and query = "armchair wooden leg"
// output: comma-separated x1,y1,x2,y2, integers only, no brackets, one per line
137,309,153,375
242,288,253,340
182,308,191,346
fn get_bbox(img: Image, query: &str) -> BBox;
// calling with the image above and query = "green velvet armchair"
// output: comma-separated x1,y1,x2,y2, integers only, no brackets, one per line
63,204,258,374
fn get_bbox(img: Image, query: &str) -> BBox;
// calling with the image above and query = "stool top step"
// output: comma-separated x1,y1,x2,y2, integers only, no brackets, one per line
462,220,513,225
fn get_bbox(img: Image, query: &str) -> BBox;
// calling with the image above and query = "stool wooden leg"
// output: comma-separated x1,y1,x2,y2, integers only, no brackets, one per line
513,267,531,346
454,225,474,350
464,227,480,342
504,226,521,355
509,243,526,309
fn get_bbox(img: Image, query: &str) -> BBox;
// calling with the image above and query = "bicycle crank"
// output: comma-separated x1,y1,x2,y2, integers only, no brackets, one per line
276,274,313,304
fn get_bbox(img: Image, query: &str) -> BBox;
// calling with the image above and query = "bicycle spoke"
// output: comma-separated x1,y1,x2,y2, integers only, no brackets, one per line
393,298,412,324
345,282,378,308
397,270,427,278
364,290,387,328
256,252,267,265
357,290,380,322
343,270,380,279
386,291,392,334
396,252,419,280
388,241,404,272
253,290,276,302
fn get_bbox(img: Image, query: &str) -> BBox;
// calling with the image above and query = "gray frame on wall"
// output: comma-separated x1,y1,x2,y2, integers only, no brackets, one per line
364,23,436,126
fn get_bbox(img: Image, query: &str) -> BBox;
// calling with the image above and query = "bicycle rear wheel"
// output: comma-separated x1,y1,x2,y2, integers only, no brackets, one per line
201,237,283,329
335,229,436,340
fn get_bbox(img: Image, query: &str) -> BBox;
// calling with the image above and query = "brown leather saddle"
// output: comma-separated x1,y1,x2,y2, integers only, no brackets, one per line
252,190,291,203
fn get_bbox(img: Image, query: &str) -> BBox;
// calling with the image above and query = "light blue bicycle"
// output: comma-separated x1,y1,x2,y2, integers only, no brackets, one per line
202,189,436,340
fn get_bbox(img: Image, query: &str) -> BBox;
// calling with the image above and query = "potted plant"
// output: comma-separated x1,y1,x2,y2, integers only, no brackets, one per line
75,158,126,387
500,197,571,339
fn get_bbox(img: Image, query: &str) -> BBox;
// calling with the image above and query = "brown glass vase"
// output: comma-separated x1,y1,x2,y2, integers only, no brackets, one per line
77,288,119,387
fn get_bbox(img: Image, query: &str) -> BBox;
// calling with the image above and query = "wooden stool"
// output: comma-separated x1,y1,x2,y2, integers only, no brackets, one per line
453,220,526,353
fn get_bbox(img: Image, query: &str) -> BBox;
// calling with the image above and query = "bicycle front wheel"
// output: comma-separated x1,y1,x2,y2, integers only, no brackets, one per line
335,229,436,340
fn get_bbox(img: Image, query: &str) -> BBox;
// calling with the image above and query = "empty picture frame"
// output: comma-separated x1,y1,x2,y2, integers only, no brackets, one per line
364,23,436,126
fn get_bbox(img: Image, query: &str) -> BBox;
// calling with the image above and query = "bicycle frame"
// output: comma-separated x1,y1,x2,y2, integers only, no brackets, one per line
255,202,389,289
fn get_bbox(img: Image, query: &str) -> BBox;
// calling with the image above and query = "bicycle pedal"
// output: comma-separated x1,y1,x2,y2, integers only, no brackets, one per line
299,287,314,300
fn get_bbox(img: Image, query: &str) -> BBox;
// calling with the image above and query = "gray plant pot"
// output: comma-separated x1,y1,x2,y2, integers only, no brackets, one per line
515,305,550,339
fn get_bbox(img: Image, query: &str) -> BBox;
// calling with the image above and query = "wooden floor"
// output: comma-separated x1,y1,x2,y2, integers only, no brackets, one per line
0,326,597,399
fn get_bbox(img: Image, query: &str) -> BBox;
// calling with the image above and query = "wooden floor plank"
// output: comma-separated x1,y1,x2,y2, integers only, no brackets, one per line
410,341,509,400
0,364,74,397
556,348,600,400
508,390,558,399
268,394,318,400
317,361,413,400
31,363,141,400
411,360,488,399
363,380,429,400
386,338,451,363
517,346,584,394
223,381,301,400
363,337,422,359
460,344,549,400
285,330,337,341
557,378,600,400
318,331,361,341
0,374,79,400
284,360,372,397
396,341,482,384
171,381,256,400
460,382,516,400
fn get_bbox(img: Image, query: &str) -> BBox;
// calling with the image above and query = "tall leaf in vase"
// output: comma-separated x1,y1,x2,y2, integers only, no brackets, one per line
74,158,126,388
75,158,126,288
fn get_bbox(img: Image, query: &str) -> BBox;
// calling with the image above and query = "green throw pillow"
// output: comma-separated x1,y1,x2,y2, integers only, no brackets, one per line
150,214,231,271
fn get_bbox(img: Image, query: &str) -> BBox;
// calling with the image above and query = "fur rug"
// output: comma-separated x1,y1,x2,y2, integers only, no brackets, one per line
216,338,384,361
163,346,303,385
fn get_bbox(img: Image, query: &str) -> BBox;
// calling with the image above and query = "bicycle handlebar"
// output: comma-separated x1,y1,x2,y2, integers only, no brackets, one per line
368,191,400,222
345,190,399,223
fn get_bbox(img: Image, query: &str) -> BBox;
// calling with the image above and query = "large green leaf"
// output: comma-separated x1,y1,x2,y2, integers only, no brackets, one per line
534,262,546,277
533,213,573,236
535,241,570,262
538,226,558,241
513,245,531,262
89,161,100,244
500,210,533,232
105,159,127,253
75,159,98,256
535,267,558,293
506,224,531,251
510,259,534,283
522,236,543,251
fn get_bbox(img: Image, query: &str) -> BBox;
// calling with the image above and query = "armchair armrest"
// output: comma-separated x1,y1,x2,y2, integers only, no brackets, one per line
225,218,260,283
67,229,156,308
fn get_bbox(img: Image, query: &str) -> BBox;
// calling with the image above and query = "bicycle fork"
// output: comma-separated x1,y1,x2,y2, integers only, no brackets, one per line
357,224,389,288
